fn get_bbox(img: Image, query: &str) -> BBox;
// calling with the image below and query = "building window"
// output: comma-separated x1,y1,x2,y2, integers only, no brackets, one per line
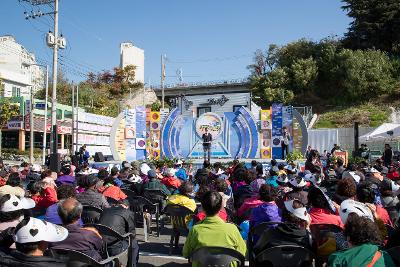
233,105,246,112
57,109,63,120
197,107,211,117
11,86,20,97
64,110,73,119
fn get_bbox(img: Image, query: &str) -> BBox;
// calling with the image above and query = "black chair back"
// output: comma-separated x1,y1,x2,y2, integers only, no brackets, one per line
387,246,400,266
50,248,117,267
248,221,283,265
255,245,315,267
165,204,193,232
84,223,134,266
81,205,103,224
190,246,245,267
309,223,343,264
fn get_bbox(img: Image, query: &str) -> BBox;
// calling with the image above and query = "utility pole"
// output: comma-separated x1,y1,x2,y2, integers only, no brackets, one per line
49,0,59,170
30,86,34,164
42,65,49,165
161,54,166,109
71,83,75,155
75,85,79,153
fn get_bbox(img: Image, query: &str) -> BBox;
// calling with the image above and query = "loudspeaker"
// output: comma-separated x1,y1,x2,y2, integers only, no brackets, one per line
104,155,114,161
94,152,105,162
49,153,61,172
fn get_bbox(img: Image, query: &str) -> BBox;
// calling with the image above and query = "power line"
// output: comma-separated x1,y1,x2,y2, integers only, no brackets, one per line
166,54,252,64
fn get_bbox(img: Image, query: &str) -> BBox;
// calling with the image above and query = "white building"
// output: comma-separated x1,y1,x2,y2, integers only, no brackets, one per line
120,42,144,84
0,35,44,98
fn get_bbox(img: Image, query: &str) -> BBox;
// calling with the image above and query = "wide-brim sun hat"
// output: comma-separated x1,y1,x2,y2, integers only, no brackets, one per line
289,176,307,188
284,200,310,222
1,195,35,212
14,217,68,244
277,174,288,183
140,163,151,175
339,199,374,224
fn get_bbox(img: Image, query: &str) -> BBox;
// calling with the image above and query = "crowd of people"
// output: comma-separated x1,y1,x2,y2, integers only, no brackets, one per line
0,145,399,266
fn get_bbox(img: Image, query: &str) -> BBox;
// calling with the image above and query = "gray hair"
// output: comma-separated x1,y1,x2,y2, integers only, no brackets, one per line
57,198,83,225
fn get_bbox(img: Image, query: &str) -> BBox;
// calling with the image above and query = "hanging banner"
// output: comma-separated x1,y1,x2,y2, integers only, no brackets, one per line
282,105,294,155
271,103,283,159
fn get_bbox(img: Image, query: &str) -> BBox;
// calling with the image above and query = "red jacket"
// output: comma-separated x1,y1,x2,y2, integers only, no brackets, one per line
309,208,344,229
161,176,182,189
32,187,58,210
195,208,228,223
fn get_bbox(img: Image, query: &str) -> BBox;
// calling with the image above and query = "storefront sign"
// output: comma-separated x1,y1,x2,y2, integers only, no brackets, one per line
7,120,23,130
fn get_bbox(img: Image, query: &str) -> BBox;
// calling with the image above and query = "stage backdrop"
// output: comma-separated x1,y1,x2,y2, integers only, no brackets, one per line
110,104,307,161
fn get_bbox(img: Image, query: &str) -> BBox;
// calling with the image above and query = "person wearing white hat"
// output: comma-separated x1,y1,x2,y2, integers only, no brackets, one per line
161,168,182,190
0,194,35,232
329,201,395,267
286,176,308,206
253,199,312,255
0,217,68,266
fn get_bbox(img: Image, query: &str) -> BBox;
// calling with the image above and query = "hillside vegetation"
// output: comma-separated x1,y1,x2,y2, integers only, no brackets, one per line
248,0,400,128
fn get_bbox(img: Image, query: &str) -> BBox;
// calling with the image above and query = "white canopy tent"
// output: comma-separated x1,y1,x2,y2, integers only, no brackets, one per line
359,123,400,142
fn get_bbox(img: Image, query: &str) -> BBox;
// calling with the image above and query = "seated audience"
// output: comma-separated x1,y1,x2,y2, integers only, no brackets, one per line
30,181,58,210
99,199,139,267
45,185,83,225
56,165,76,186
253,200,312,255
0,216,68,266
329,213,395,266
308,186,343,228
98,176,127,201
0,172,25,197
161,168,182,190
175,160,188,181
143,169,171,196
51,198,104,261
285,176,308,206
333,177,357,204
237,178,266,220
167,181,196,212
357,181,392,226
214,179,232,209
250,184,282,227
0,194,35,231
233,169,256,209
379,178,399,223
76,175,110,210
183,191,246,267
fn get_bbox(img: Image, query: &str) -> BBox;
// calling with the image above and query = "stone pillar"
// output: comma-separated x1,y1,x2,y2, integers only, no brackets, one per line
60,134,65,149
19,130,25,151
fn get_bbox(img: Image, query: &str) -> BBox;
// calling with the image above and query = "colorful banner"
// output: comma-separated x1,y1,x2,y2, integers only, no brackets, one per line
282,105,294,154
271,103,283,159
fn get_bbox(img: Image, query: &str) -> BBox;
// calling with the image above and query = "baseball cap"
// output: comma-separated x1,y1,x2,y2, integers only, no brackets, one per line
14,217,68,244
0,195,35,212
147,170,157,179
164,168,176,177
284,200,310,222
339,199,374,224
31,164,41,172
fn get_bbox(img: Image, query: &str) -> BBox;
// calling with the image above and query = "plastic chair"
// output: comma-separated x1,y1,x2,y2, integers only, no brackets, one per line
309,224,343,265
165,204,194,255
81,205,103,224
84,223,135,267
50,248,118,267
386,246,400,266
247,221,283,265
123,192,160,240
254,245,315,267
190,246,245,267
143,189,168,212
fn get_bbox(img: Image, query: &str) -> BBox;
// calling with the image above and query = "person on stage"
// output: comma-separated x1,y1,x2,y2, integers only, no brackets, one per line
281,127,291,160
202,128,212,162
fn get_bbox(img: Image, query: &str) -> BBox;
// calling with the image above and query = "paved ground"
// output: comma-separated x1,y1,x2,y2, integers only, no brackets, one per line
136,223,190,267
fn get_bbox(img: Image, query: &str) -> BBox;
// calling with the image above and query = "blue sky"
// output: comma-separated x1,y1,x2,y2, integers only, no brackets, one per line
1,0,351,85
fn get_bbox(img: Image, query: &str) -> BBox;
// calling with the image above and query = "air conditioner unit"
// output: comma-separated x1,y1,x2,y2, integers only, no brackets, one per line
46,32,55,47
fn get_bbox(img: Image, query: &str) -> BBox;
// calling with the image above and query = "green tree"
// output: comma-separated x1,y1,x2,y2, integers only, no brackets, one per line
291,57,318,95
342,0,400,54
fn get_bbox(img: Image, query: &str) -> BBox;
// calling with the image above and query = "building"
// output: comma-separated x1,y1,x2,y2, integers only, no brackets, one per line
0,35,44,98
1,96,115,156
120,42,144,83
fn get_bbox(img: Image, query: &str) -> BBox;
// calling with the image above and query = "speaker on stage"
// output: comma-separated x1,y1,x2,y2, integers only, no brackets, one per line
94,152,105,162
49,153,61,172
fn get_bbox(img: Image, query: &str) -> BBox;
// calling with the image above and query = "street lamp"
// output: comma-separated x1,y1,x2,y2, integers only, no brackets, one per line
23,63,49,165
